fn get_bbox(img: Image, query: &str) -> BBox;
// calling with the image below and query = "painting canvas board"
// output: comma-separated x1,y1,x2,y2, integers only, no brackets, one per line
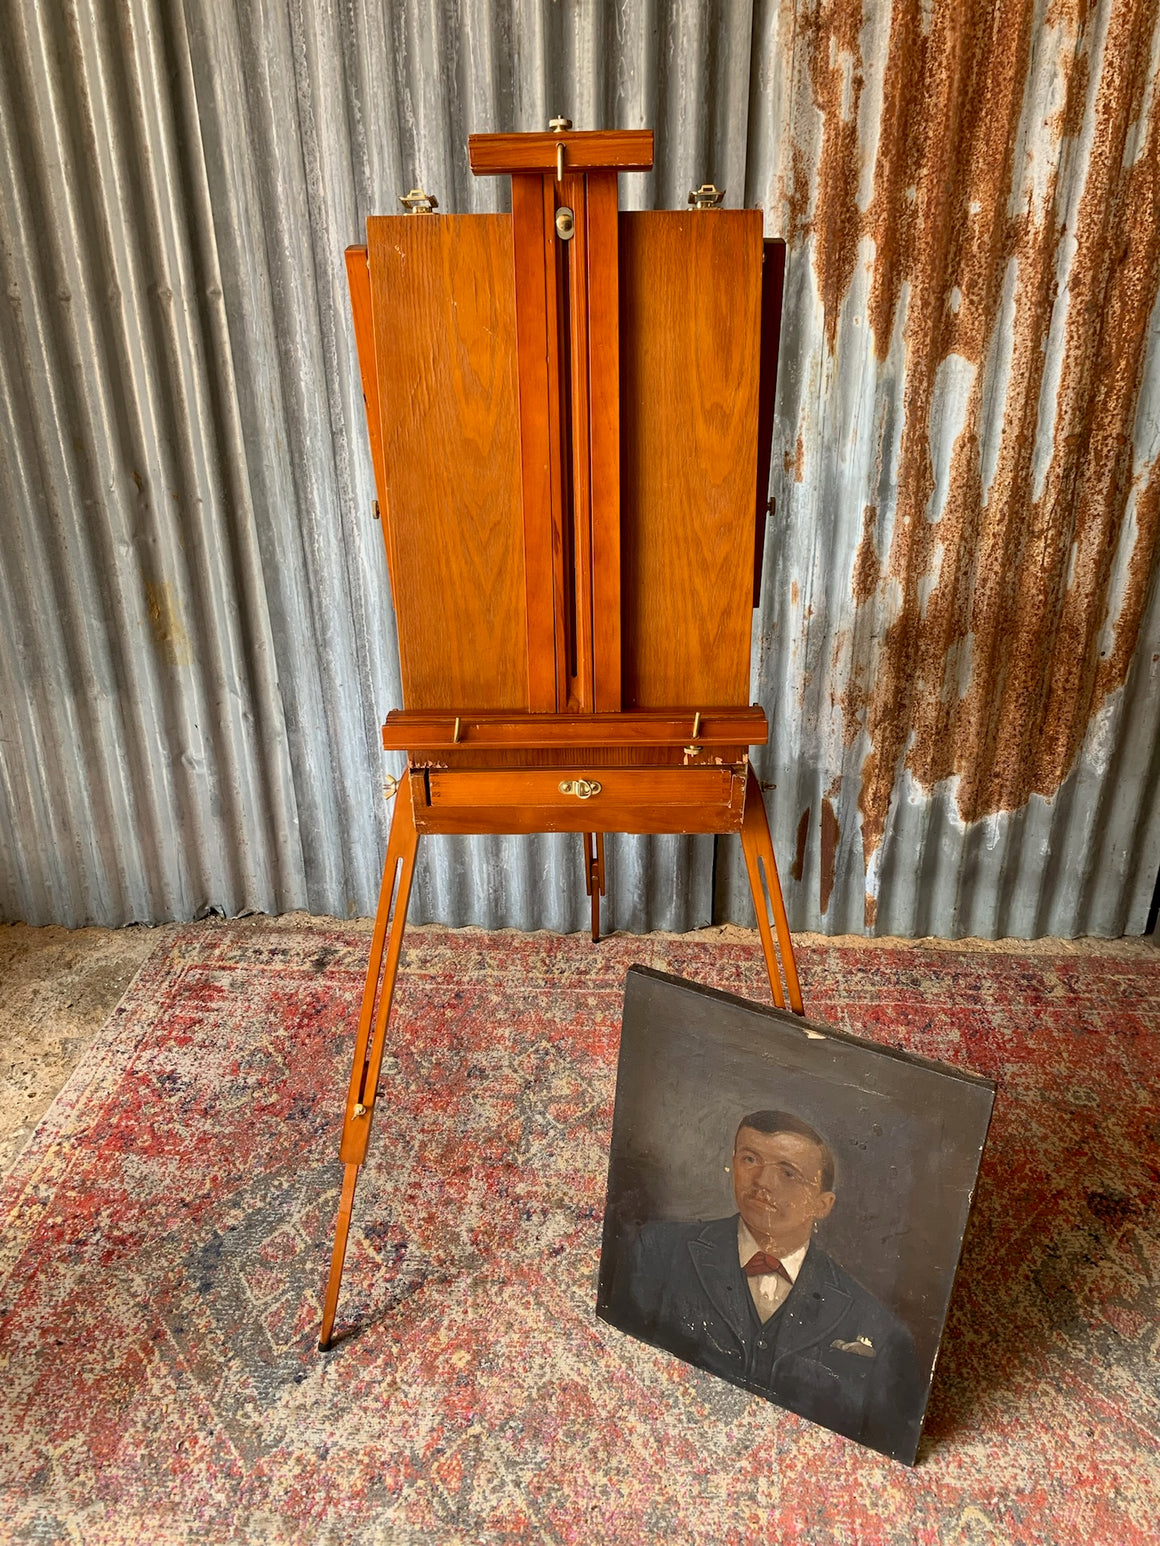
596,967,996,1464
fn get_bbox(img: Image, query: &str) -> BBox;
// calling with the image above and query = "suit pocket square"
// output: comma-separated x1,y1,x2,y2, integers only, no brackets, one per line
829,1336,876,1357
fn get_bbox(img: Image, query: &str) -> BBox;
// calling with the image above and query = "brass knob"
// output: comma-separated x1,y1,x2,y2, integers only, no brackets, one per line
555,206,575,241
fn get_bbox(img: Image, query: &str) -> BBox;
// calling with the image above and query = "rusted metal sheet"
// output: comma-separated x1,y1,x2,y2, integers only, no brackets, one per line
1,0,1157,936
726,0,1160,935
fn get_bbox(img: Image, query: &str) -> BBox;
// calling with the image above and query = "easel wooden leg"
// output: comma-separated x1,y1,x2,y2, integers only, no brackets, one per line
319,789,420,1351
583,831,606,942
739,766,804,1015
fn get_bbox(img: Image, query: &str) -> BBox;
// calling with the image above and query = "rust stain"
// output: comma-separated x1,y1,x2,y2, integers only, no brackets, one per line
791,806,811,882
819,797,840,915
788,0,1160,871
803,0,866,354
144,581,193,668
786,142,814,245
864,891,877,930
851,505,880,605
791,579,800,606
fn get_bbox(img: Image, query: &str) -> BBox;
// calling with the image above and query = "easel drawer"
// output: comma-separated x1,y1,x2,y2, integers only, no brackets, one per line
415,766,747,835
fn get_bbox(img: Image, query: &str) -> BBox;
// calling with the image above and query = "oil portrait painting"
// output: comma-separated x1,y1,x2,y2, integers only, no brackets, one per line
597,968,995,1464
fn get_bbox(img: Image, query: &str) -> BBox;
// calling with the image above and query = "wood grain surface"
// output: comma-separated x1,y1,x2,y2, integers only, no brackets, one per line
618,209,764,709
366,214,528,710
586,171,622,711
380,706,767,748
469,130,654,176
417,765,746,834
510,177,563,709
345,247,399,591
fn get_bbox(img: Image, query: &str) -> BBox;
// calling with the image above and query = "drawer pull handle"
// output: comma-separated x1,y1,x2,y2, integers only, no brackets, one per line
559,779,602,800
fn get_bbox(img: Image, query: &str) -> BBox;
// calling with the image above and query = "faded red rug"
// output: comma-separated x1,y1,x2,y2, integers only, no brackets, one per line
1,922,1157,1544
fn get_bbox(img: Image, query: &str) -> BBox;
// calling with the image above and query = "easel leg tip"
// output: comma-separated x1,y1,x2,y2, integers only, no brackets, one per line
318,1338,332,1353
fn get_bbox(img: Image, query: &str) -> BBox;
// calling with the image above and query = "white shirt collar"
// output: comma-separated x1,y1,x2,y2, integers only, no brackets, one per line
737,1218,809,1281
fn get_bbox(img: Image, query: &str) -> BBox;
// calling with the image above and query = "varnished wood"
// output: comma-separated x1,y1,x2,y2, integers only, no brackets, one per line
754,239,786,603
586,172,622,711
366,214,528,709
410,746,750,771
319,1162,358,1351
619,210,764,708
345,247,398,593
469,129,654,176
320,788,420,1347
739,767,804,1013
381,707,768,750
324,128,804,1352
584,831,606,941
416,766,748,835
563,170,595,711
510,176,562,710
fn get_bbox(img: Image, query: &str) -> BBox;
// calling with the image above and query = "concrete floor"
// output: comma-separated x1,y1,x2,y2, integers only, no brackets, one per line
1,916,1154,1181
0,922,161,1178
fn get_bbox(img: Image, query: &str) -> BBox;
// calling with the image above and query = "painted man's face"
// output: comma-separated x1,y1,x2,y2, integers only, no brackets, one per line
731,1126,836,1252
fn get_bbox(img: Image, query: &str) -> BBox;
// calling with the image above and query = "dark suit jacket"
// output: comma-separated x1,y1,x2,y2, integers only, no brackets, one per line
608,1215,923,1462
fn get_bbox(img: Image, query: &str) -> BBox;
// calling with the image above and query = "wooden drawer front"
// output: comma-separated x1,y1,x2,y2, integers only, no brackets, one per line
416,766,746,835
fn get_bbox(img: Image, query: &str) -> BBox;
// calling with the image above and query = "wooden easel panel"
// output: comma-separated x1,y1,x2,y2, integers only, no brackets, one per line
618,209,764,709
366,215,529,710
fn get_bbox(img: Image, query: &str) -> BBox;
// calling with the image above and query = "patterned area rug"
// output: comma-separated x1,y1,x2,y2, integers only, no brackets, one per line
1,922,1157,1544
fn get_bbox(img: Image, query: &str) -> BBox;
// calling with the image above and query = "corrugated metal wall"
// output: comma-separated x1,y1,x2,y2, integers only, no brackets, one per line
2,0,1158,937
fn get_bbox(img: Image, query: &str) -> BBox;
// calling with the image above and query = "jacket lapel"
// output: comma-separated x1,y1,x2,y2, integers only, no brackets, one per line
774,1245,851,1357
686,1215,750,1350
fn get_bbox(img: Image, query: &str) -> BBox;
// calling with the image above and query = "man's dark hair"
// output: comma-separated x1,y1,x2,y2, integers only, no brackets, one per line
734,1110,836,1191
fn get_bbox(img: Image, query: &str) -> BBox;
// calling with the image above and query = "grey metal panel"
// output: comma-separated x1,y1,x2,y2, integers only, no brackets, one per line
1,0,1158,938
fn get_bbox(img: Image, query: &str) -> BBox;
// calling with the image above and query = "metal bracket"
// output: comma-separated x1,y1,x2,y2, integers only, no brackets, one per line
399,188,438,214
688,184,725,209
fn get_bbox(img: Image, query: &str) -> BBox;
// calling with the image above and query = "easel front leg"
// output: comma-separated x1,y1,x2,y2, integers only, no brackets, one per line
739,766,804,1015
319,788,420,1350
583,831,606,943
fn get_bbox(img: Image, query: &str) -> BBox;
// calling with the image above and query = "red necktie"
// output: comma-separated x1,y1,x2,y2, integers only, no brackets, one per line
744,1251,792,1283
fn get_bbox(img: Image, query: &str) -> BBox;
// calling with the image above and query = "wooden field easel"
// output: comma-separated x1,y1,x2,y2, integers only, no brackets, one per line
319,125,803,1350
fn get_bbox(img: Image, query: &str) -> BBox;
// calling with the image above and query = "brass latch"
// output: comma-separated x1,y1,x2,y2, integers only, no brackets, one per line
559,779,602,800
399,188,438,213
688,184,725,209
684,711,703,758
550,117,572,183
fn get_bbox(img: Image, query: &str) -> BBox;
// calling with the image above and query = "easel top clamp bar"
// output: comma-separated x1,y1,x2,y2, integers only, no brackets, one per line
468,129,654,176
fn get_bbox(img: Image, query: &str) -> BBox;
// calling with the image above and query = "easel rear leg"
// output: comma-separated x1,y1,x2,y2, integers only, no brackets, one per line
583,831,606,942
319,789,420,1350
739,766,803,1015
